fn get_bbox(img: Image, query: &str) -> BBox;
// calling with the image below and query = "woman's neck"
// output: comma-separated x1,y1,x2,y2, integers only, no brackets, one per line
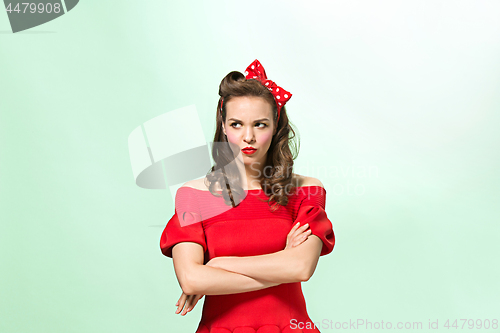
244,164,264,190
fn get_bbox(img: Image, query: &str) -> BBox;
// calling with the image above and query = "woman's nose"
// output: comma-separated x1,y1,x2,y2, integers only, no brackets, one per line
243,127,255,142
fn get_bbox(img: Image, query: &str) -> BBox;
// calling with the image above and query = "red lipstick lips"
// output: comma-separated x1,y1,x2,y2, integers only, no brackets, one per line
242,146,257,155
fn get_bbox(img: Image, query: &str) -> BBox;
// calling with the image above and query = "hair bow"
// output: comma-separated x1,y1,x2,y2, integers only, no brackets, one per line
221,59,292,122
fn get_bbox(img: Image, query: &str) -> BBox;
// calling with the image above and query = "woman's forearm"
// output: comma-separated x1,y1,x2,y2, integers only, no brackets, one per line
210,247,305,284
185,264,280,295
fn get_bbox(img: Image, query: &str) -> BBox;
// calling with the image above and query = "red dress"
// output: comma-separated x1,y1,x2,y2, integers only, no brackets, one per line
160,185,335,333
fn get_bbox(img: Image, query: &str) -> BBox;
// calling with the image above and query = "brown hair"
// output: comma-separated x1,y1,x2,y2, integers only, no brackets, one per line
204,70,300,211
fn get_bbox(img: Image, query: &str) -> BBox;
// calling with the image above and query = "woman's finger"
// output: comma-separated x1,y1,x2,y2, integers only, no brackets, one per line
292,223,309,239
180,294,194,316
290,223,309,240
292,223,309,237
293,229,312,247
184,294,201,314
181,294,204,316
186,294,204,313
175,293,184,307
175,293,188,314
285,223,300,248
298,223,309,231
287,222,301,237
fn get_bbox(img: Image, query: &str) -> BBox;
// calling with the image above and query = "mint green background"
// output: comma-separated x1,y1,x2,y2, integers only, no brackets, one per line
1,1,499,332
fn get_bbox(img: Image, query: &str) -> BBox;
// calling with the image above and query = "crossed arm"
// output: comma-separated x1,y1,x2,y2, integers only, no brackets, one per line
206,234,323,284
171,223,323,316
171,223,323,297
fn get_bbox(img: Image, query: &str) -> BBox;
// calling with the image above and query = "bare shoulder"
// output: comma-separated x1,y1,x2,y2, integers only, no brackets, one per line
180,178,224,191
292,173,325,188
180,178,209,191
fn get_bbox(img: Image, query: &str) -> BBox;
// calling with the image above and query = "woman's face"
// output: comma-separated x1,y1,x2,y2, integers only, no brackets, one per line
222,96,276,169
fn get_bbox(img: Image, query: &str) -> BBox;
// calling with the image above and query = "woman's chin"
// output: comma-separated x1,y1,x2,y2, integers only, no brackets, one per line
242,156,258,164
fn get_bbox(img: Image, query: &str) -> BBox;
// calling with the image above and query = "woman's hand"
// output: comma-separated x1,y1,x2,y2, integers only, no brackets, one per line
175,292,204,316
285,222,311,250
173,258,222,315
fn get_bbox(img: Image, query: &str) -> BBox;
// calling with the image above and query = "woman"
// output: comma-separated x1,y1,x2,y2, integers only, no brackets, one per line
160,59,335,333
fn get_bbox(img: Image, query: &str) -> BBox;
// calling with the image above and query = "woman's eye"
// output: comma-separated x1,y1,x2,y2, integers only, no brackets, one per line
230,123,267,128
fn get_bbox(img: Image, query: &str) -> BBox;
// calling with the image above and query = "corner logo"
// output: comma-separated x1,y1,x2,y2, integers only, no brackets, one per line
4,0,78,33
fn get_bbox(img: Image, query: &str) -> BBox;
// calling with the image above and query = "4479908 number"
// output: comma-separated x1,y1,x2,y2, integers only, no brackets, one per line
444,319,498,329
5,2,62,14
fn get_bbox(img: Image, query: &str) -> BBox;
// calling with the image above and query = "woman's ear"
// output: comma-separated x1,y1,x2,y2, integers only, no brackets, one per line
222,123,226,136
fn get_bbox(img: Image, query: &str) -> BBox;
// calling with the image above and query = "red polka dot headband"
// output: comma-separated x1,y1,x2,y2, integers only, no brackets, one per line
220,59,292,122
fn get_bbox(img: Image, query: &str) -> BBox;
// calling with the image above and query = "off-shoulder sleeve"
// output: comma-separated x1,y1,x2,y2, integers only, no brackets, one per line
295,187,335,256
159,187,207,258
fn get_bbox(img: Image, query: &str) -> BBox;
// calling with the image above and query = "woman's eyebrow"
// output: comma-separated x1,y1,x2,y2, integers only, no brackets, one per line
228,118,270,122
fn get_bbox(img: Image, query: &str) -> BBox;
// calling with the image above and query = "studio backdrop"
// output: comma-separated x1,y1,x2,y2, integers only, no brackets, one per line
1,1,499,332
